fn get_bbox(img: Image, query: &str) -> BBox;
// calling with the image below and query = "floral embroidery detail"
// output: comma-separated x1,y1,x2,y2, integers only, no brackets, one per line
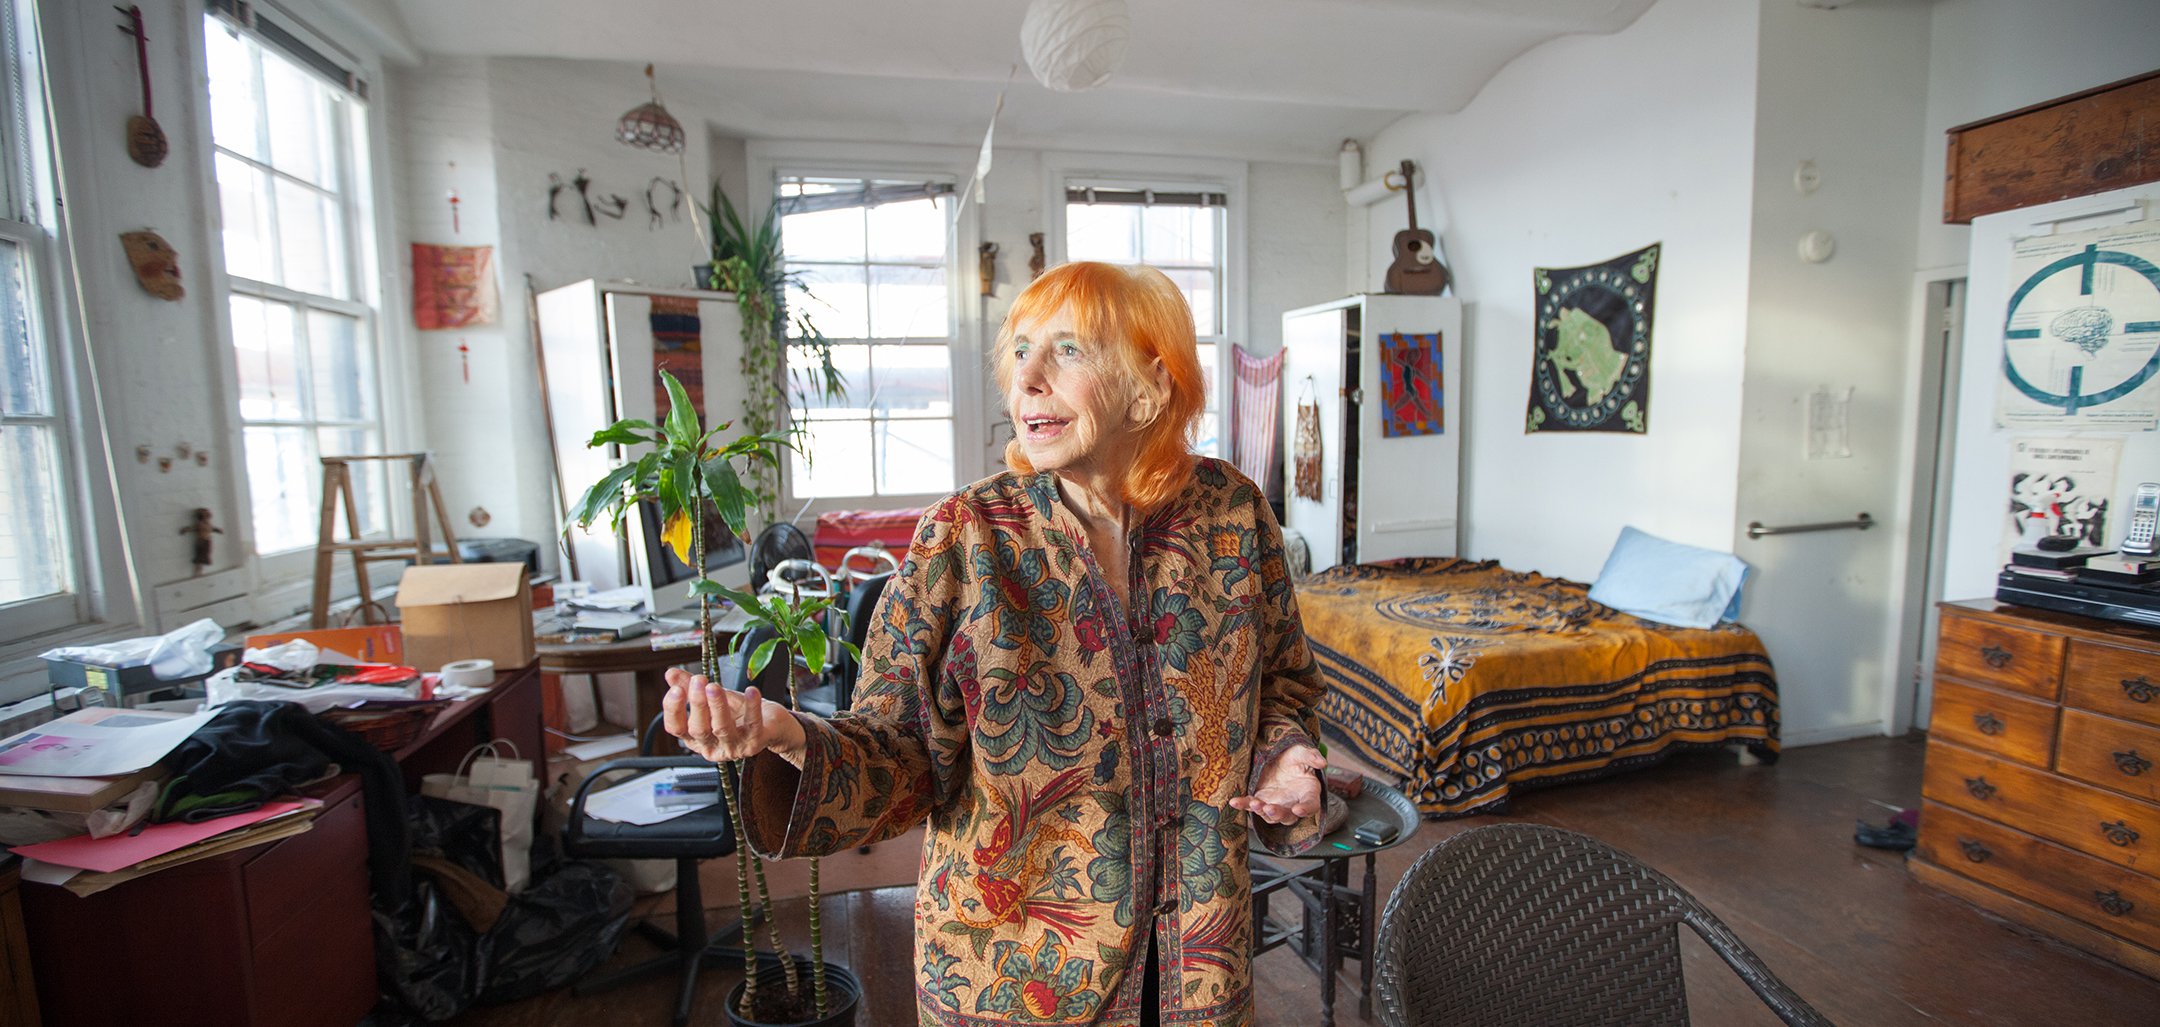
974,534,1072,651
978,661,1096,773
978,930,1102,1021
1207,527,1258,589
1147,587,1209,672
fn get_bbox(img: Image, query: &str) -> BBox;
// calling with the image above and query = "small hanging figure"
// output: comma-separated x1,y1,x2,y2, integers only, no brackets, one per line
448,186,461,234
547,172,566,221
644,176,682,229
978,241,998,296
458,338,470,383
595,193,629,220
1028,231,1046,280
180,507,221,576
573,169,596,224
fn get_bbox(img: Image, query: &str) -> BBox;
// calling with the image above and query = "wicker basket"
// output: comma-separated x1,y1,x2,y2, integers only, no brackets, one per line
319,700,451,751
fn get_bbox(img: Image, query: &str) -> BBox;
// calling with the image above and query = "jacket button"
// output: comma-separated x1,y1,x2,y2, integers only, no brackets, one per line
1152,717,1174,737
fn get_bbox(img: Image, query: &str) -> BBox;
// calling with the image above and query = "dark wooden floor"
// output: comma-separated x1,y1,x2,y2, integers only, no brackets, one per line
453,736,2160,1026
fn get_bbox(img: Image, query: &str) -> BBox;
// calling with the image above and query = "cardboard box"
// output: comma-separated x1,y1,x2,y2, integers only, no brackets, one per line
395,563,536,673
245,625,405,665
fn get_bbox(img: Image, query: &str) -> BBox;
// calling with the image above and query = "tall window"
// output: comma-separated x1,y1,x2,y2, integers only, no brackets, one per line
206,14,382,555
0,0,75,633
1064,185,1228,455
779,176,958,500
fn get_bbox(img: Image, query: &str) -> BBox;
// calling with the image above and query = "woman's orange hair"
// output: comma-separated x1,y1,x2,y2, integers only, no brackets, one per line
994,262,1204,512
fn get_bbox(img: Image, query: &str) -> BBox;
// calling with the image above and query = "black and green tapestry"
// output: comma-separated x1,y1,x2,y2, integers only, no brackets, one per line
1527,242,1658,434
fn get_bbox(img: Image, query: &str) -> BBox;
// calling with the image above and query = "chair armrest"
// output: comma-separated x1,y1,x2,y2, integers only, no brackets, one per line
564,755,719,846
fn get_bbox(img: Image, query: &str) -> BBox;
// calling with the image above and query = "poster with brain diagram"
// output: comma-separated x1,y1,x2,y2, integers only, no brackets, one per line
1997,222,2160,430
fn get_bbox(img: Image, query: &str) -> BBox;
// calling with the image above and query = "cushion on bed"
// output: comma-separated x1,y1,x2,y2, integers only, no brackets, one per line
1587,526,1748,629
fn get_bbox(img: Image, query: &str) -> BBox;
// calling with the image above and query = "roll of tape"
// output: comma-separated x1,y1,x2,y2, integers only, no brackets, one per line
439,659,495,688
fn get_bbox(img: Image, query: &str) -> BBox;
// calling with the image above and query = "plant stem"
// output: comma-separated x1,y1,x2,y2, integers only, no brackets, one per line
697,499,761,1018
808,855,828,1015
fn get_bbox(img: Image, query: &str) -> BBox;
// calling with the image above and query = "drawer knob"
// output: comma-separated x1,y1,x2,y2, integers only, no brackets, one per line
2125,676,2158,704
2101,820,2141,847
1957,838,1992,863
2116,749,2154,778
1979,645,2013,669
1972,712,2006,736
2096,890,2135,918
1964,776,1997,801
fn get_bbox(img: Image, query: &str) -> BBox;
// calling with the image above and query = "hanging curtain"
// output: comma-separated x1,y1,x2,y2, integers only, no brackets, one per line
1230,344,1284,495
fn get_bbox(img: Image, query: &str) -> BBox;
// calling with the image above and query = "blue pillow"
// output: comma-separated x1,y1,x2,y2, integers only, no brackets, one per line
1586,526,1749,629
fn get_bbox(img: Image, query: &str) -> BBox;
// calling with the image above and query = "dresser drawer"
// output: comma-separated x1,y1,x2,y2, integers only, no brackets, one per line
2060,709,2160,804
1918,801,2160,951
2066,640,2160,727
1937,611,2066,700
1921,739,2160,874
1928,678,2058,767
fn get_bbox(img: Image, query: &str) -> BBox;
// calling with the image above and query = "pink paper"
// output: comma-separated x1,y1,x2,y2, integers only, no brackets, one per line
11,800,311,873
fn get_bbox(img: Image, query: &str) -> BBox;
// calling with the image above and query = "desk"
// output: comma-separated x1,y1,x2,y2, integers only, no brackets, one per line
20,664,543,1027
537,633,723,740
1252,778,1419,1027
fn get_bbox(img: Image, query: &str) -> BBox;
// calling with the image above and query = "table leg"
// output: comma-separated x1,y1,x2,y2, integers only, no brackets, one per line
1360,851,1377,1019
1318,863,1337,1027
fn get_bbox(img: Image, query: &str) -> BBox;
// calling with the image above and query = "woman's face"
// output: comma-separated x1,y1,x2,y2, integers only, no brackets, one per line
1006,306,1140,481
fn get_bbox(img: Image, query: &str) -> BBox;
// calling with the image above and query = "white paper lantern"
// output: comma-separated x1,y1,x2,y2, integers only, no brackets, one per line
1021,0,1130,93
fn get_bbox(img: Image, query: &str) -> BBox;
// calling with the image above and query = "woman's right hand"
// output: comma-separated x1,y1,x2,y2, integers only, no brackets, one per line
661,667,810,767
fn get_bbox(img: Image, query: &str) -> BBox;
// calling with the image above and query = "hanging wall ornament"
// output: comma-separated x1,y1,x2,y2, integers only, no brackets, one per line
1527,242,1658,434
616,64,686,153
1021,0,1130,92
547,172,566,221
573,170,596,225
115,6,168,167
121,230,183,300
1293,378,1324,502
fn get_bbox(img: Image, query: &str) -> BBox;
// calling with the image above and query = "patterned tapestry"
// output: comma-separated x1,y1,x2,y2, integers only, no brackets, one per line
1230,344,1283,494
649,295,703,423
410,243,499,330
1527,242,1658,434
1292,382,1323,502
1379,332,1443,437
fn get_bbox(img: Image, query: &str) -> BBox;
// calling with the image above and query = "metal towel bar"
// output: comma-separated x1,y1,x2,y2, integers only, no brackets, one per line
1746,513,1873,540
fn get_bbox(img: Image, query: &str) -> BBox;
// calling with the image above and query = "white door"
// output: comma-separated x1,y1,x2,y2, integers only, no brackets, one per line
1282,300,1350,572
1356,295,1464,562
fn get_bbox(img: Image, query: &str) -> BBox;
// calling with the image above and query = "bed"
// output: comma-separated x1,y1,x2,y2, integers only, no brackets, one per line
1297,557,1779,818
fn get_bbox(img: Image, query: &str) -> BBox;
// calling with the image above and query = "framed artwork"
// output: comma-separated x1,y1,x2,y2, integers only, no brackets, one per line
411,243,499,330
1527,242,1658,434
1379,331,1444,437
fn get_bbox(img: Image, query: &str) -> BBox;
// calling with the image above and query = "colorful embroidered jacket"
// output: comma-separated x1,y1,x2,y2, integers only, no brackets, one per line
742,457,1324,1027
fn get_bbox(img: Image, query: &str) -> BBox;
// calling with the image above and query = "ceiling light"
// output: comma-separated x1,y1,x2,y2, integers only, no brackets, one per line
617,64,685,154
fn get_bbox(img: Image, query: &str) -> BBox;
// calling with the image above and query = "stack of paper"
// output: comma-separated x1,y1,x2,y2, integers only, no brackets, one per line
10,799,323,897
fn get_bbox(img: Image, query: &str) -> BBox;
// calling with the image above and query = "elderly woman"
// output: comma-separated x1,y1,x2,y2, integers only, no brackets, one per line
663,261,1328,1027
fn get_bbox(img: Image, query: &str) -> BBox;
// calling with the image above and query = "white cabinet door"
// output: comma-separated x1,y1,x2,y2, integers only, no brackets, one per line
1283,302,1350,572
1356,295,1462,562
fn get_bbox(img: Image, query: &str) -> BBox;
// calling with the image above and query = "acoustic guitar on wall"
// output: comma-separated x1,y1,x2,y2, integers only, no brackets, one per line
1383,159,1448,296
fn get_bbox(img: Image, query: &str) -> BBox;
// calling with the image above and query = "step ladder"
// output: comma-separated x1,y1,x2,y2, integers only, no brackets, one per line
310,453,462,628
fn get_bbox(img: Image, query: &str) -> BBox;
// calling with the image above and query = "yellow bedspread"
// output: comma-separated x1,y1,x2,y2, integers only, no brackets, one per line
1297,558,1778,817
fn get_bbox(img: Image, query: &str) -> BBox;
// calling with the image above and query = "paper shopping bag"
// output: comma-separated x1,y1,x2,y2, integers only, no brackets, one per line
422,741,539,892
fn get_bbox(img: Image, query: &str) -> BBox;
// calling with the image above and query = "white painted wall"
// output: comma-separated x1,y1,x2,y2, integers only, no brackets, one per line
1731,0,1930,745
1362,0,1762,581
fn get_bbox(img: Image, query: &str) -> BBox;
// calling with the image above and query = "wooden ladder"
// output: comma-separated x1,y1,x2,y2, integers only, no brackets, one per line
310,453,462,628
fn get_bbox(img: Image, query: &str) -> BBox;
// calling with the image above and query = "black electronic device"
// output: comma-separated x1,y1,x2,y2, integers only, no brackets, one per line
1996,568,2160,628
2036,534,2080,552
2126,482,2159,558
1351,818,1399,847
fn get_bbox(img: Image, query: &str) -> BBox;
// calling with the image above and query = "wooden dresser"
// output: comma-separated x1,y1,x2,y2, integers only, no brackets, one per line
1912,600,2160,978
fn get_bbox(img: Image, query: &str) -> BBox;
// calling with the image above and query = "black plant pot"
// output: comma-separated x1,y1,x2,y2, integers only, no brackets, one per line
722,961,860,1027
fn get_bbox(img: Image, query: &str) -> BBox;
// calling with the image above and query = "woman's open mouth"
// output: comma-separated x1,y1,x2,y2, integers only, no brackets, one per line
1022,416,1070,441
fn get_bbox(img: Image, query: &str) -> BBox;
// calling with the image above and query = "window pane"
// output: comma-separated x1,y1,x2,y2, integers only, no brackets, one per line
872,344,952,418
0,239,46,417
231,295,303,421
869,264,948,339
788,419,873,499
779,180,864,262
877,418,954,495
317,428,385,536
788,343,869,416
244,425,316,553
215,153,275,284
0,425,70,603
787,263,868,340
262,57,335,187
1194,342,1217,410
1066,203,1139,263
1158,266,1218,337
865,187,947,261
1143,205,1217,265
274,178,346,298
308,310,372,422
203,23,263,162
1190,409,1220,458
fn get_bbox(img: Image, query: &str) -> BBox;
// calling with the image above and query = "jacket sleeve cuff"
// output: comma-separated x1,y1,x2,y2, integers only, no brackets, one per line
737,710,836,858
1249,719,1324,856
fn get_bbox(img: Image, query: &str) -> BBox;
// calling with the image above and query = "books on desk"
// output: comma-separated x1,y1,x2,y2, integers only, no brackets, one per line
11,798,324,897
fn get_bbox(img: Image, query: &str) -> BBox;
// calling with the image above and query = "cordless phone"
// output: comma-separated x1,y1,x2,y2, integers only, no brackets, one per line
2126,482,2160,559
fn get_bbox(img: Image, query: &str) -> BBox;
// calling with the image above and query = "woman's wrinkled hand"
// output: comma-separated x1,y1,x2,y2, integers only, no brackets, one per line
1230,743,1327,826
661,667,810,766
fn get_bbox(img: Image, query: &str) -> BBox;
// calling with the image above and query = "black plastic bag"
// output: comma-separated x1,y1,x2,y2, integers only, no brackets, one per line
476,859,633,1004
411,793,505,888
371,879,487,1023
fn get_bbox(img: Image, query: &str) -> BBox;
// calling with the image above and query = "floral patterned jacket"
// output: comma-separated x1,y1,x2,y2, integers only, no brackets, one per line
741,456,1325,1026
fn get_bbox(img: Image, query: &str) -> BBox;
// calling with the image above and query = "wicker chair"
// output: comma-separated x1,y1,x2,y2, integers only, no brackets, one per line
1374,824,1832,1027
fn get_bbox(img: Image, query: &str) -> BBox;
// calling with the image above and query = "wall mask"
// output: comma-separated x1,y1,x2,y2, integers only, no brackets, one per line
121,230,183,300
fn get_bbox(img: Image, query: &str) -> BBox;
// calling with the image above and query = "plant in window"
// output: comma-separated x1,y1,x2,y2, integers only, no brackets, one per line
703,181,846,512
569,370,856,1023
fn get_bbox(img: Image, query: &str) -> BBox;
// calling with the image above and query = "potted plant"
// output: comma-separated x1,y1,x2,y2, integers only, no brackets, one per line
569,370,858,1026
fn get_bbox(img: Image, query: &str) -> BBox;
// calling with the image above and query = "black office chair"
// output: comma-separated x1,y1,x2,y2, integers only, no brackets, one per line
563,713,776,1025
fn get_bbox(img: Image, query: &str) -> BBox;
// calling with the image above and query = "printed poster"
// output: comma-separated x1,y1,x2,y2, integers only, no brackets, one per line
1528,243,1657,434
1997,222,2160,430
1379,332,1444,437
2003,436,2121,564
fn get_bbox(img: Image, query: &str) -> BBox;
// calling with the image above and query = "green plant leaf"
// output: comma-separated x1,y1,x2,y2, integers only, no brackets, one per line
689,578,763,612
660,370,700,446
746,637,779,678
702,457,748,538
796,628,826,675
569,463,638,529
587,420,659,449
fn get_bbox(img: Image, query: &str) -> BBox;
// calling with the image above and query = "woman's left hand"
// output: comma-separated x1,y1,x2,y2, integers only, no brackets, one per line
1230,743,1327,826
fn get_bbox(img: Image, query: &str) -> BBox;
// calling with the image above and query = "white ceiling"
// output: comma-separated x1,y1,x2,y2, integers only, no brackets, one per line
382,0,1655,161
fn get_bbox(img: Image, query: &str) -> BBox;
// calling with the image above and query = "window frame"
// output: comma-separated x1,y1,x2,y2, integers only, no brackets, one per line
1042,153,1248,459
203,6,394,581
747,142,984,518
